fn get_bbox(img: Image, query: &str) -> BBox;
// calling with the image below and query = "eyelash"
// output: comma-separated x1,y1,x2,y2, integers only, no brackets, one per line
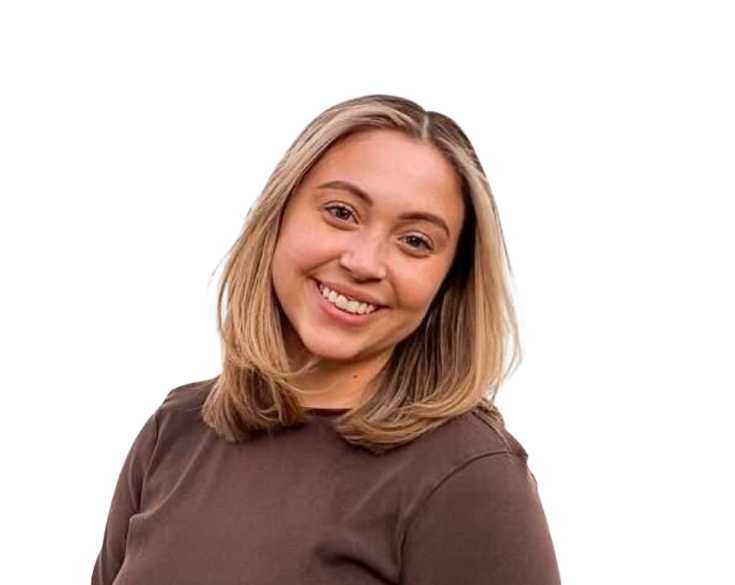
323,204,434,252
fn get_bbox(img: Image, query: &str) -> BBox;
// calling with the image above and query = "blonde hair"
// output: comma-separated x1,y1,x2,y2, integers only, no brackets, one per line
201,94,522,454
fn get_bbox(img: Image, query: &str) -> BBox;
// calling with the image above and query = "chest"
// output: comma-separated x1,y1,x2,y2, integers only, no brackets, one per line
113,428,406,585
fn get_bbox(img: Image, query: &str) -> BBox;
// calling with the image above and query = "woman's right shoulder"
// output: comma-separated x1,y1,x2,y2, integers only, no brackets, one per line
161,377,215,410
153,376,216,431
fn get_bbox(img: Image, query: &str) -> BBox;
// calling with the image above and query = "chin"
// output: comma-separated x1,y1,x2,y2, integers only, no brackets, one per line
299,333,367,362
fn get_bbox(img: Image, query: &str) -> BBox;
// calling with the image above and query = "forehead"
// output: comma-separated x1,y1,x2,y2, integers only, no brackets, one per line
300,129,464,228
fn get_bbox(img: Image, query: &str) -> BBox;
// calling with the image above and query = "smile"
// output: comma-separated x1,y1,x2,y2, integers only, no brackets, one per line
311,279,386,326
316,281,379,315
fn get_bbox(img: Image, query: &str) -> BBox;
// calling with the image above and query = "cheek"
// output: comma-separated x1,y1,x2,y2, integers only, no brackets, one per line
393,262,450,313
273,220,335,277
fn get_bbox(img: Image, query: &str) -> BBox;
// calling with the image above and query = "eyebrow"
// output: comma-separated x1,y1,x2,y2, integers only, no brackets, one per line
315,180,451,238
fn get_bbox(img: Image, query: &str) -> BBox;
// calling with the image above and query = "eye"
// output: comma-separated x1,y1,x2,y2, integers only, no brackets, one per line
323,204,433,253
401,234,433,252
323,203,357,223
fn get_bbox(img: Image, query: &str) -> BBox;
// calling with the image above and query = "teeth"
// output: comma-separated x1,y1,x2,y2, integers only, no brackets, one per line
318,283,378,315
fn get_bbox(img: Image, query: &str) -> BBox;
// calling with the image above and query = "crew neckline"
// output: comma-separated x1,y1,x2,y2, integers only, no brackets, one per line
305,407,351,416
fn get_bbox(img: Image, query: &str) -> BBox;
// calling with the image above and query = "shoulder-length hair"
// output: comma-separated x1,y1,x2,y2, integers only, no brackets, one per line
201,94,522,454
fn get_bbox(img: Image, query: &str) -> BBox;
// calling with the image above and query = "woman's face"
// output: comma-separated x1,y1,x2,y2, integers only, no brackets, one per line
271,128,466,365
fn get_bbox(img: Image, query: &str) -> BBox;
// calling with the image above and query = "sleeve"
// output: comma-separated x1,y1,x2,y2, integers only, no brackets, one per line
400,452,561,585
91,411,159,585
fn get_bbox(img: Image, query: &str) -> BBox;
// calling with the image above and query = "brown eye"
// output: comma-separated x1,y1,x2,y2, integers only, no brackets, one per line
324,204,356,223
402,234,433,251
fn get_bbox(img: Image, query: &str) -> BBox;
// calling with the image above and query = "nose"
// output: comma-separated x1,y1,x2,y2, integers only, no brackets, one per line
338,232,388,281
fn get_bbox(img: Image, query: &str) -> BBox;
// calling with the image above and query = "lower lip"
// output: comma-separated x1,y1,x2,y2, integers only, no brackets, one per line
311,279,386,327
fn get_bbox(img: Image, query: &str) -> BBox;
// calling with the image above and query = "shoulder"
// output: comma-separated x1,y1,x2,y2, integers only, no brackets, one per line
160,377,213,412
404,407,529,474
391,406,533,523
397,413,560,583
399,445,560,583
152,377,215,434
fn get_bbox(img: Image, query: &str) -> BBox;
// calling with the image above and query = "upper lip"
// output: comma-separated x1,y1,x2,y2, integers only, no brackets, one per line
314,279,387,308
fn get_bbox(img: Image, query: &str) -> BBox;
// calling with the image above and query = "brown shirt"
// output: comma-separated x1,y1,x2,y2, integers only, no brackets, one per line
92,379,561,584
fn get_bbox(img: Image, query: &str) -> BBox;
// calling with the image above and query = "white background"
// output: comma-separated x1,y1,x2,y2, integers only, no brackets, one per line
1,1,733,583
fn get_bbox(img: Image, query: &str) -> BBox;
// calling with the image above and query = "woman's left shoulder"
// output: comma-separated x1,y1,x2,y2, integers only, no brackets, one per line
408,407,529,471
398,412,561,584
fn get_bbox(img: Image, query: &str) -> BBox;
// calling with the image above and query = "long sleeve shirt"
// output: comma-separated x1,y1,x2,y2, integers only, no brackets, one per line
92,379,561,584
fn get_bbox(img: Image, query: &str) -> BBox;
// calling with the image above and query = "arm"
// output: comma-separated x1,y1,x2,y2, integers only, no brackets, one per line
400,452,561,585
91,411,159,585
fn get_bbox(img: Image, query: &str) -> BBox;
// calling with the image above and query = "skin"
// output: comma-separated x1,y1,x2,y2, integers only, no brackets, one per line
270,128,465,409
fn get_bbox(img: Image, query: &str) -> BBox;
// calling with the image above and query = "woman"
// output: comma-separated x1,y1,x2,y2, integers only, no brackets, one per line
92,94,562,584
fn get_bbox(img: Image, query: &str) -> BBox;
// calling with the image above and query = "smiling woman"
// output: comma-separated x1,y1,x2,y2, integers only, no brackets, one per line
270,128,467,399
92,95,562,585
